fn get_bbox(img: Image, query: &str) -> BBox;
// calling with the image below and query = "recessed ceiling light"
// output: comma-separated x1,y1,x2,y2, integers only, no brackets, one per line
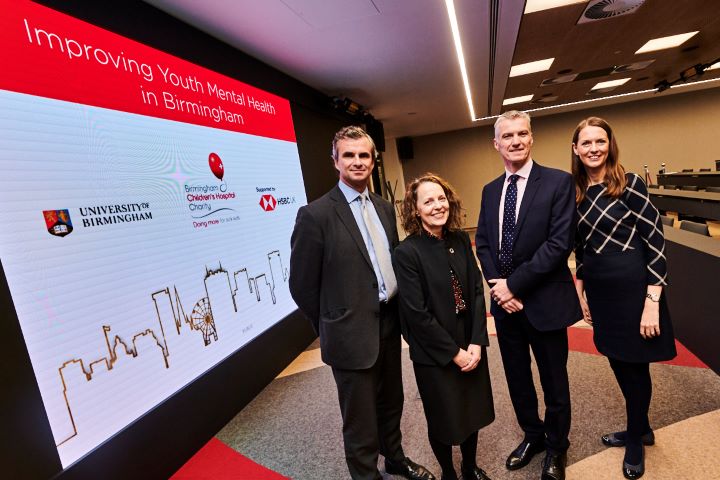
635,31,699,54
503,94,534,105
591,78,631,90
510,58,555,77
524,0,586,14
708,62,720,71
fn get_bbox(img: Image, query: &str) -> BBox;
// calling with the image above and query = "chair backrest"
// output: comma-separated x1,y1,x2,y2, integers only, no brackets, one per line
660,215,674,227
663,184,677,190
648,184,659,189
680,185,699,191
699,168,711,172
706,186,720,193
680,220,710,236
682,168,694,172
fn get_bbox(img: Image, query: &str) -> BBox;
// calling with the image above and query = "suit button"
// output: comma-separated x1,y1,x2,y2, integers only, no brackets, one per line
372,282,378,288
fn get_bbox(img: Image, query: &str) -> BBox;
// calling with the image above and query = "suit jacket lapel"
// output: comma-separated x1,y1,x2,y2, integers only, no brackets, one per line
515,162,542,236
446,234,467,291
487,176,504,257
330,185,373,269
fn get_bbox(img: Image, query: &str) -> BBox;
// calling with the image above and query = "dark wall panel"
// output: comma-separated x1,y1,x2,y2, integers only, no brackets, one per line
665,241,720,375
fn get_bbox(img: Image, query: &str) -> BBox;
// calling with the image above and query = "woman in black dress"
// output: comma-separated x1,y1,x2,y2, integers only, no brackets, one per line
571,117,676,479
394,174,494,480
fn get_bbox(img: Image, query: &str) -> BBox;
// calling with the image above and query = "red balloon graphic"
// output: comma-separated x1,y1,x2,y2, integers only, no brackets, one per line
208,152,224,181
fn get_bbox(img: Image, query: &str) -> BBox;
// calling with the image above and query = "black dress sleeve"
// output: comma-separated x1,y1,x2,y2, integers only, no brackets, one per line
394,240,459,366
463,232,489,346
623,173,668,285
573,227,585,281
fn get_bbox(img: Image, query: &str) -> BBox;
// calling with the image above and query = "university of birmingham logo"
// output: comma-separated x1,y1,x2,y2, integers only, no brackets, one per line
259,194,277,212
43,209,73,237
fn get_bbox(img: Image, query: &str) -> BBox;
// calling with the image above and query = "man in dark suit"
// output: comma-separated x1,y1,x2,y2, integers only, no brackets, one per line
475,111,582,480
289,126,434,480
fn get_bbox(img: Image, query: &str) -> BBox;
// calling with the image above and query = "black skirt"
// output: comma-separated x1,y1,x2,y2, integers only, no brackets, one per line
413,344,495,445
583,246,676,363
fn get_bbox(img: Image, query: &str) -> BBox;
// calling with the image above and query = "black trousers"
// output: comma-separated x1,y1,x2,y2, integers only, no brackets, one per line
608,358,652,442
495,311,571,454
331,302,405,480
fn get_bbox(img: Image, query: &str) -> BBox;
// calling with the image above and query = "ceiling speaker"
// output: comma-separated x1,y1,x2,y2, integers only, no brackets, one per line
577,0,645,24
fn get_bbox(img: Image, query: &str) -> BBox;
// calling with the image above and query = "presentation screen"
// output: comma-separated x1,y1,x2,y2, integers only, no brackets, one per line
0,0,305,468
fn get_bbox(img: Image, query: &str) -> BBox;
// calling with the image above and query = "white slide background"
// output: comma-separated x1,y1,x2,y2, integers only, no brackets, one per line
0,89,306,467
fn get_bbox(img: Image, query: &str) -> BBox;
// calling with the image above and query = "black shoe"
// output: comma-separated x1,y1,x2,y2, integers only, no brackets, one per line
622,445,645,479
386,457,437,480
601,430,655,448
505,440,545,470
541,452,566,480
461,466,491,480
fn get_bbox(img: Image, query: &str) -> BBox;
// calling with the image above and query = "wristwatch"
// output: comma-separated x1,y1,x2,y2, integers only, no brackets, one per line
645,292,660,302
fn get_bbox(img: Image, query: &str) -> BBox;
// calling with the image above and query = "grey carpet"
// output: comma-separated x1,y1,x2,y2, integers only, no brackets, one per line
217,337,720,479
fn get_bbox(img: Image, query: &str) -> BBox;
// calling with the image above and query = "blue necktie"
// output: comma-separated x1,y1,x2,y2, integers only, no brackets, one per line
499,174,519,278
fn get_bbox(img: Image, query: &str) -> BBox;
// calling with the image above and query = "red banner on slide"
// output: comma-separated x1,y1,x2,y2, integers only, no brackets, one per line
0,0,296,142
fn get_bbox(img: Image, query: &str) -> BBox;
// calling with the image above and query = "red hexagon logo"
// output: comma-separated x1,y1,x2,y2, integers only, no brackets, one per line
259,194,277,211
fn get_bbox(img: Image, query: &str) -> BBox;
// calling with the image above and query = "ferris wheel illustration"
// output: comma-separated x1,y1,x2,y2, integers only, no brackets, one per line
190,297,218,346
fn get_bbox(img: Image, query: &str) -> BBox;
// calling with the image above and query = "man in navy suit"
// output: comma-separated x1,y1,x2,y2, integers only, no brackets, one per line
475,111,581,480
290,126,434,480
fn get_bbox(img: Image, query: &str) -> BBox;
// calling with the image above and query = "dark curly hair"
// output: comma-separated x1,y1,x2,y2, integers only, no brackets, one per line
400,173,464,236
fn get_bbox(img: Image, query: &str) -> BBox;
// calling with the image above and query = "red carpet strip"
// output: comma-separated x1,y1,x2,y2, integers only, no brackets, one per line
170,437,289,480
567,326,708,368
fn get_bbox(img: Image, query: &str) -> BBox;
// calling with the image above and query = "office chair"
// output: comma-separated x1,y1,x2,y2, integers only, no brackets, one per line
699,168,711,172
660,215,674,227
663,184,678,190
680,185,699,191
648,184,659,189
706,186,720,193
680,220,710,236
681,168,694,172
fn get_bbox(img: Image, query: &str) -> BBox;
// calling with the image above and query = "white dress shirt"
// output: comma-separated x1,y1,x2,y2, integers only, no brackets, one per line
498,159,533,245
337,181,393,301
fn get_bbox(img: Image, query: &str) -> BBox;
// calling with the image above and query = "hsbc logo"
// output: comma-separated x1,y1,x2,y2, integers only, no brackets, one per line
259,194,277,211
257,189,296,211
